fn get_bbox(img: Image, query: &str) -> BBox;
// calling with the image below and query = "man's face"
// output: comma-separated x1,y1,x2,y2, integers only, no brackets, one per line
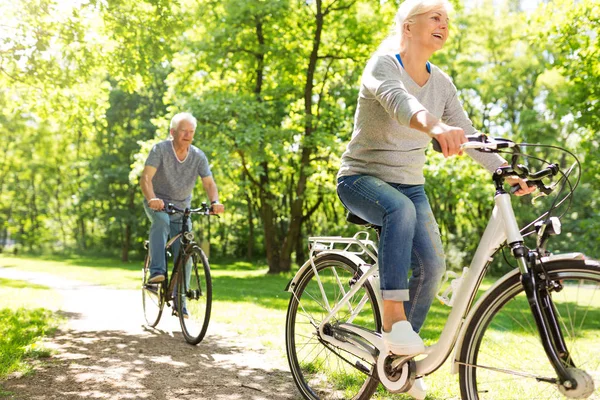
171,120,195,148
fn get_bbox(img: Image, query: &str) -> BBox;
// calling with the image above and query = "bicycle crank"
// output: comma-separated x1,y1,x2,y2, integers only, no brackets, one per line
376,353,415,393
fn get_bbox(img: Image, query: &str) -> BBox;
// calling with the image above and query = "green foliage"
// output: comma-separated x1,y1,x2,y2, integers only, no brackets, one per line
0,0,598,273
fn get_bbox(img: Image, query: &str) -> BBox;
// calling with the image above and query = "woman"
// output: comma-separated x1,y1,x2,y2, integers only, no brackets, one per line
337,0,532,363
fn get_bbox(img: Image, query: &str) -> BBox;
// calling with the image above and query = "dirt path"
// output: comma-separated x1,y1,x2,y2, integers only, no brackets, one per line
0,268,300,400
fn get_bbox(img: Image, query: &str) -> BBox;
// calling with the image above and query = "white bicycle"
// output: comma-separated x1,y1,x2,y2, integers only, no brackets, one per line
285,135,600,399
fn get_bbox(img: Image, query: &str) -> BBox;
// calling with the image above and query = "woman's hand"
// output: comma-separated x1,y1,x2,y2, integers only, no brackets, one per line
429,123,467,158
410,111,467,158
506,176,536,196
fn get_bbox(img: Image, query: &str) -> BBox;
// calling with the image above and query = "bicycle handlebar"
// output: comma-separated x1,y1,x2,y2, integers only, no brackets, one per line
431,134,560,195
164,202,217,217
430,133,515,153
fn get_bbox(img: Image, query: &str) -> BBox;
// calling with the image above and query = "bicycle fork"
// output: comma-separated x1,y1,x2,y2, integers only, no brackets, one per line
518,249,577,389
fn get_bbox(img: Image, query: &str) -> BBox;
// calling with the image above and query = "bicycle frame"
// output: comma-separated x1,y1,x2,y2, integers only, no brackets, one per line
163,213,196,299
286,191,574,378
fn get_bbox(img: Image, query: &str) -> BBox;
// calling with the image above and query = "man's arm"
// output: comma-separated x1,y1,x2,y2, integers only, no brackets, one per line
201,176,224,214
141,165,164,210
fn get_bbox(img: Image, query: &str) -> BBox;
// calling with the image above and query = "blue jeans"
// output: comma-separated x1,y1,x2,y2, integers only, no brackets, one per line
337,175,446,332
143,202,192,294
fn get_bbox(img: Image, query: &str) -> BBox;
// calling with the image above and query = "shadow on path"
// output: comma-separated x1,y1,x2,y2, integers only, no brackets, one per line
2,326,299,400
0,267,300,400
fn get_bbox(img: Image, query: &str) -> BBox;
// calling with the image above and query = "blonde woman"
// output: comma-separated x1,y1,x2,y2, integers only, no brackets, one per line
337,0,533,397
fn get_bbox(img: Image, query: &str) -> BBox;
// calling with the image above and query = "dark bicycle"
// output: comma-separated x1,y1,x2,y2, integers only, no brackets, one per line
142,202,214,345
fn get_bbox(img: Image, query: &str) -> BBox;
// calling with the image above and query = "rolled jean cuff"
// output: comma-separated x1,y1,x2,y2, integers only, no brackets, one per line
381,289,410,302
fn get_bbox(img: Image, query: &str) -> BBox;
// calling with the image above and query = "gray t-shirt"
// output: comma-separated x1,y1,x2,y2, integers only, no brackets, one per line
145,140,212,208
338,53,505,184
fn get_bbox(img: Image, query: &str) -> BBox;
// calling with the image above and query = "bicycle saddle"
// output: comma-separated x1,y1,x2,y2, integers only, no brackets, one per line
346,212,380,228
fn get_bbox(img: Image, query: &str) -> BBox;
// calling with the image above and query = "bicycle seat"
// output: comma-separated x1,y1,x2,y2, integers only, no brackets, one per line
346,212,379,227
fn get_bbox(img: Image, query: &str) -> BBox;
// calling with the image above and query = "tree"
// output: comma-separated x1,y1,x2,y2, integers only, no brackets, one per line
165,0,394,272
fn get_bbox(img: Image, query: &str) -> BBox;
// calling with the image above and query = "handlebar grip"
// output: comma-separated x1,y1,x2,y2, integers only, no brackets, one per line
431,134,487,153
529,163,559,180
510,180,537,194
432,138,442,153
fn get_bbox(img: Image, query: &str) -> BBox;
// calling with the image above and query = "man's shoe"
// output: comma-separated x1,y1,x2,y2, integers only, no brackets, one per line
382,321,425,356
172,296,189,319
406,377,427,400
148,273,165,284
173,306,189,319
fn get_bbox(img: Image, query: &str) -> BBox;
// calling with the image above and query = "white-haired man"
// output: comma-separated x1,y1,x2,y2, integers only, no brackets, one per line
140,112,224,298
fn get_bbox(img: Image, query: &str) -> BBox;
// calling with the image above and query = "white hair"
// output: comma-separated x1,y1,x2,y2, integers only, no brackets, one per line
377,0,453,54
170,112,197,131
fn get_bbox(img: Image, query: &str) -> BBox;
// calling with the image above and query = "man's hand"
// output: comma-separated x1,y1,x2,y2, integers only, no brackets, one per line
506,176,536,196
210,202,225,214
430,123,467,158
148,198,165,211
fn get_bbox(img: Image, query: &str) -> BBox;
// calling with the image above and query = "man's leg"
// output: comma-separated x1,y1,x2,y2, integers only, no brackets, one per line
143,202,170,282
170,215,192,315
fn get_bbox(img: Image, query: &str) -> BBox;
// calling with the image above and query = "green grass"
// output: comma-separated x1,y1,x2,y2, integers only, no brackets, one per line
0,278,62,382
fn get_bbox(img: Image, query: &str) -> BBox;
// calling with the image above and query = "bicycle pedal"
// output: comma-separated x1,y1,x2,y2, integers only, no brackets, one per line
355,361,370,374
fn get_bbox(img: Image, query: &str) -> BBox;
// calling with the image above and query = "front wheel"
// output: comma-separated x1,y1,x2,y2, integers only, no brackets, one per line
459,259,600,399
176,246,212,345
142,249,165,327
285,253,381,400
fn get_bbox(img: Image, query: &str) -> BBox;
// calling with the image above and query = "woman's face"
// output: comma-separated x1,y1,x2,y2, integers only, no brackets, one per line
405,8,449,52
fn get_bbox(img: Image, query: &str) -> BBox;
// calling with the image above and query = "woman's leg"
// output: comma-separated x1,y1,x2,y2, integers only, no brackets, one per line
337,175,419,331
393,185,446,333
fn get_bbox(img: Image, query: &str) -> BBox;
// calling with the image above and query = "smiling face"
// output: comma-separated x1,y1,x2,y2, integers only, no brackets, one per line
170,119,195,149
404,8,449,52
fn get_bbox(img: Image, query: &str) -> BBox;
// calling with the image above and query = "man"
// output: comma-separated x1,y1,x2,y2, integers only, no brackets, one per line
140,112,225,288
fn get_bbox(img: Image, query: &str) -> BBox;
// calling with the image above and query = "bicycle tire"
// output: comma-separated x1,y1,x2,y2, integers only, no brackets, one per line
142,250,165,327
459,259,600,399
286,253,382,400
177,246,212,345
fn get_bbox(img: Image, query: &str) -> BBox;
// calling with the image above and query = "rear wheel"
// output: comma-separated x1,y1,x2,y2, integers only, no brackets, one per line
285,253,381,400
177,246,212,345
459,259,600,399
142,249,164,327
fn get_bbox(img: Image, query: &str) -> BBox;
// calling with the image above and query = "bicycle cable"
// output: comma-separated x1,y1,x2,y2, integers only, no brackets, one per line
496,143,581,238
491,142,580,270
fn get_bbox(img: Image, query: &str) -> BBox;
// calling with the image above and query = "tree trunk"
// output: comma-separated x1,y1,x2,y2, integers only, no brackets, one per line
122,223,131,262
278,0,324,272
245,191,254,259
262,192,282,273
121,188,135,262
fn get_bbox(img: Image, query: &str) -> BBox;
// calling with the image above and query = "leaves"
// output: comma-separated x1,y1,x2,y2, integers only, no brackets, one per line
0,0,598,269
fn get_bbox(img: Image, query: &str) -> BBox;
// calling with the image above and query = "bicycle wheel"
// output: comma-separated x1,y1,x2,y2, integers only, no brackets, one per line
459,259,600,399
286,253,382,400
176,246,212,345
142,250,164,327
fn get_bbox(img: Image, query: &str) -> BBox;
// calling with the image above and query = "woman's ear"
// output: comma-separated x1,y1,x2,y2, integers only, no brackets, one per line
403,23,412,38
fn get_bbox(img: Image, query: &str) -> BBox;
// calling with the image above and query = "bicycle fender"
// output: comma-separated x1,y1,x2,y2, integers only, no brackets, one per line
450,252,592,374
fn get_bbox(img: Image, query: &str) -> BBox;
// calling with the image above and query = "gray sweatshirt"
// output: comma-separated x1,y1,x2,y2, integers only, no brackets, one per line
338,53,505,184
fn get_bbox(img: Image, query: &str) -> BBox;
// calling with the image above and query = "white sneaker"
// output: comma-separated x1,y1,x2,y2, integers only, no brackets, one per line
406,377,427,400
382,321,425,356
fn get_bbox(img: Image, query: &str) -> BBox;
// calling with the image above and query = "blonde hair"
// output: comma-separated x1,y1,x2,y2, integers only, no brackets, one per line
377,0,453,54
